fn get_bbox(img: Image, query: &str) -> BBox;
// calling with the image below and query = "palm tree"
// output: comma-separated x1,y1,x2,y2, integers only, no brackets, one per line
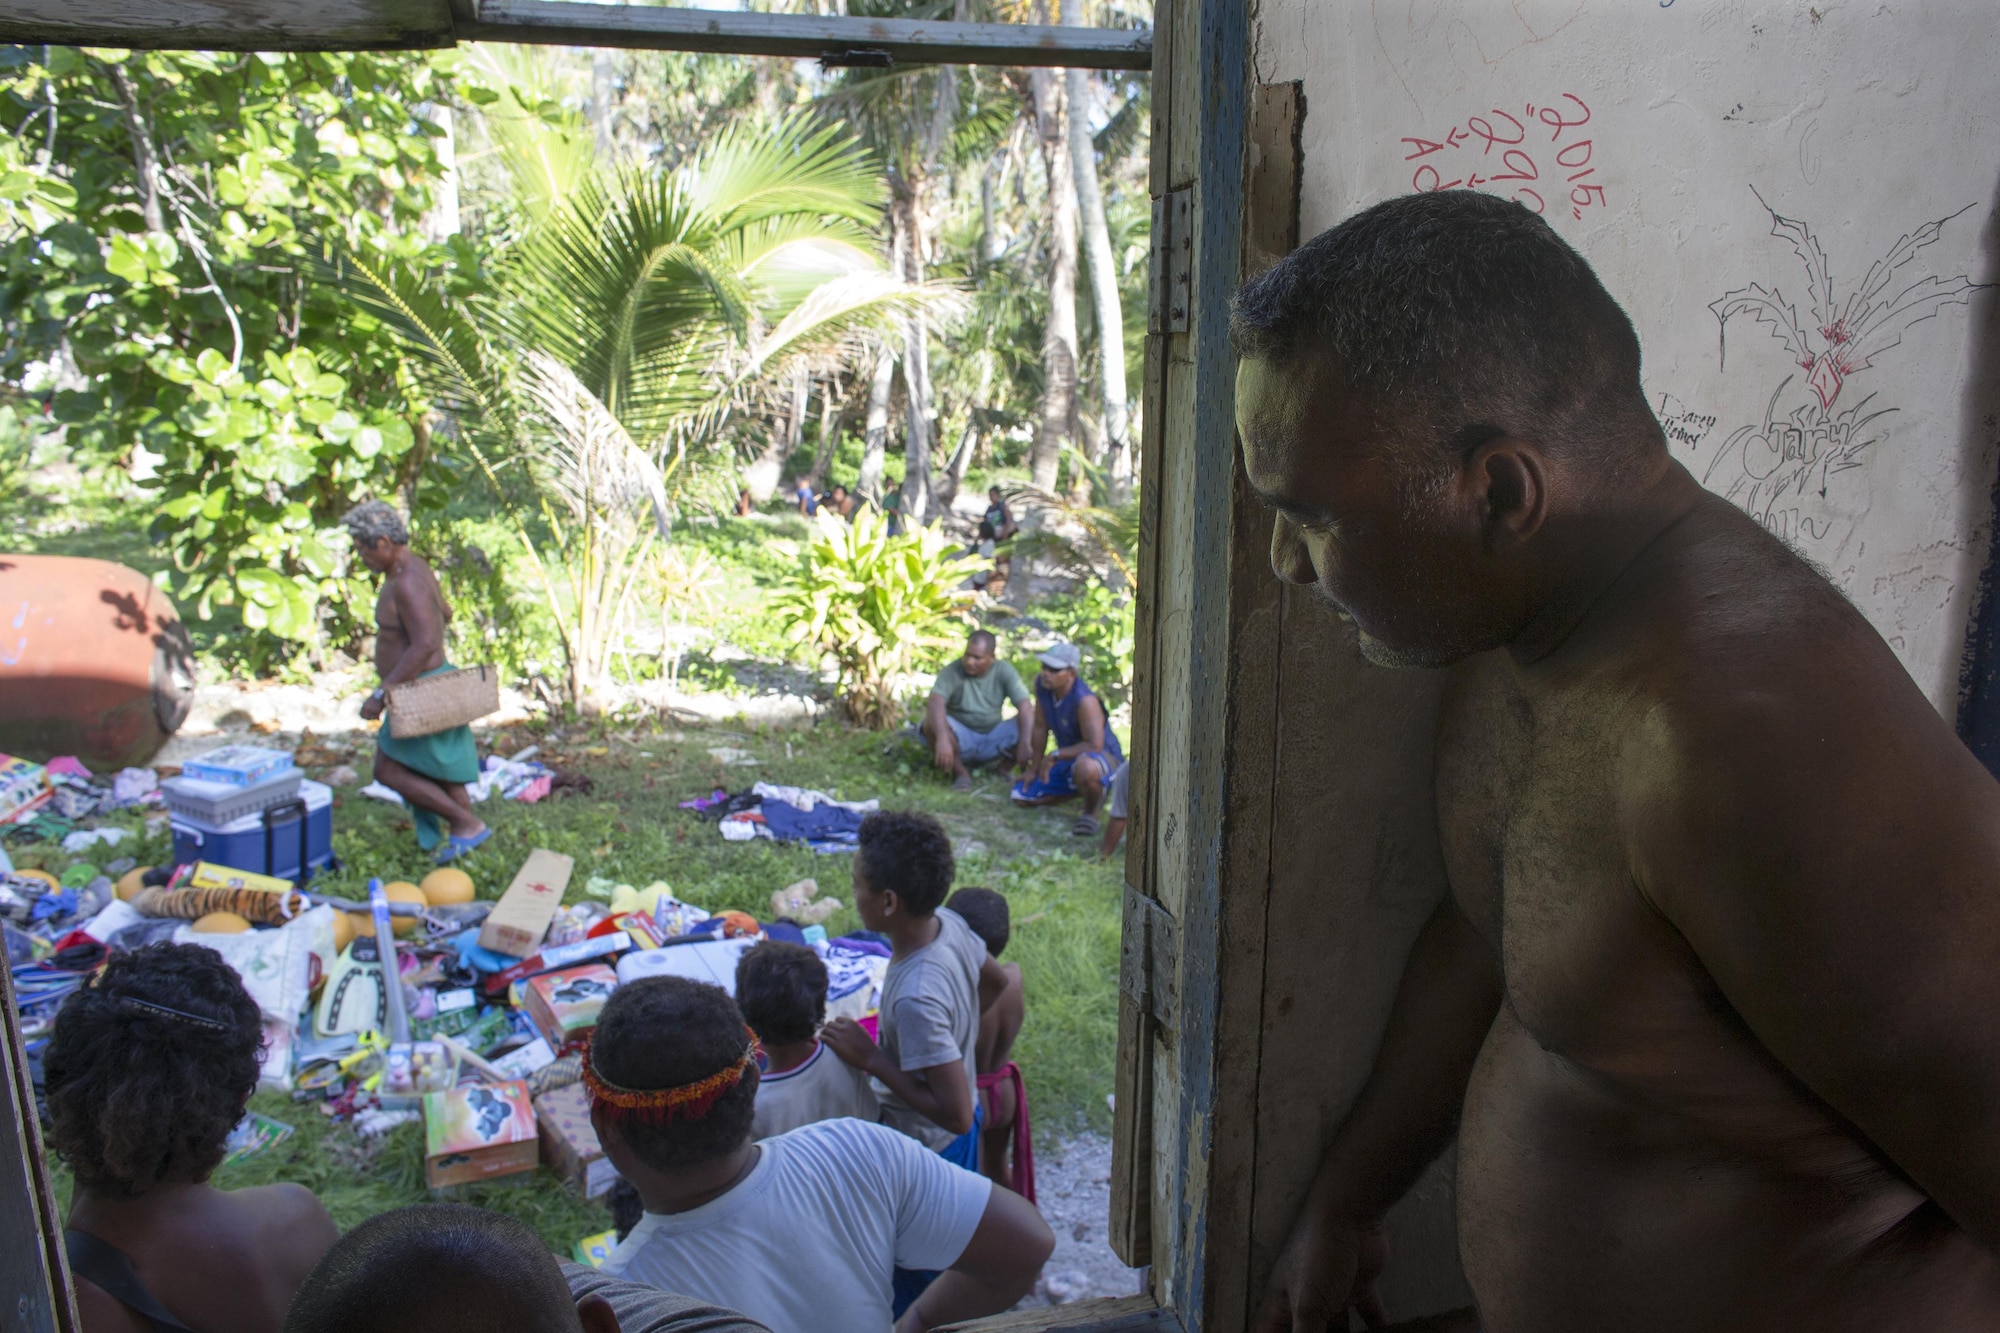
336,111,954,709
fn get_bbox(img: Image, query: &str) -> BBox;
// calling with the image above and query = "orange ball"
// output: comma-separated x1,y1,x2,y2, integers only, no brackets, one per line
383,881,426,937
420,867,475,906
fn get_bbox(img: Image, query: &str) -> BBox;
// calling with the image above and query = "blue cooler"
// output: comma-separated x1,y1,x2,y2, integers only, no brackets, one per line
171,779,333,880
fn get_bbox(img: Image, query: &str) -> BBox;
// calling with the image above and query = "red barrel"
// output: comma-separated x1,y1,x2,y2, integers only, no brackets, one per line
0,555,195,769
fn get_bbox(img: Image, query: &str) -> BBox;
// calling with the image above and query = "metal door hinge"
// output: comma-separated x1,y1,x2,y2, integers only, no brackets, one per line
1120,884,1179,1028
1149,188,1192,334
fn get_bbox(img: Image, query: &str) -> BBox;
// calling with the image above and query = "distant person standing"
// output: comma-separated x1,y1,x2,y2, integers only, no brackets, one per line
344,500,490,863
971,488,1017,594
1010,643,1123,837
976,488,1016,546
735,487,754,517
793,478,817,517
921,631,1036,792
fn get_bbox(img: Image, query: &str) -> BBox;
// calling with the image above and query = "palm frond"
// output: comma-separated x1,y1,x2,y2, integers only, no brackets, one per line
521,351,671,539
681,113,886,230
746,273,968,376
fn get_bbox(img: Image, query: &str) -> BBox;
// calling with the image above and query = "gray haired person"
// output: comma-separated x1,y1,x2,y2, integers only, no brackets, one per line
341,500,490,863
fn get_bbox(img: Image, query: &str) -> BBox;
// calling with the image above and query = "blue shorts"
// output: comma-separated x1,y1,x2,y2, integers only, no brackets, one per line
1010,751,1116,803
891,1104,984,1318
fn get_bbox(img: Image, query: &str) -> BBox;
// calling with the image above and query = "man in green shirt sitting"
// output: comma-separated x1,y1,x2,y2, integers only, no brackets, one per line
922,631,1036,792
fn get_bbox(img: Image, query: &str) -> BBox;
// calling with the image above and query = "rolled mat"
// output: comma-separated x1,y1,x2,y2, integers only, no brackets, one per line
133,886,310,925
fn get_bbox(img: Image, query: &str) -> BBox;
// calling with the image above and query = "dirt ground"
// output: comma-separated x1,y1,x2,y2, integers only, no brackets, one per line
1020,1133,1149,1307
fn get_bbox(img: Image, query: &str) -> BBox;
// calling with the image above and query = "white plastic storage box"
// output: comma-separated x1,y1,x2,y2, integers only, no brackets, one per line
161,769,303,826
180,744,295,788
171,779,333,881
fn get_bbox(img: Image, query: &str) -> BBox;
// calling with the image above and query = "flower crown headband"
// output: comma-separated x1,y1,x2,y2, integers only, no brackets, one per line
581,1027,759,1124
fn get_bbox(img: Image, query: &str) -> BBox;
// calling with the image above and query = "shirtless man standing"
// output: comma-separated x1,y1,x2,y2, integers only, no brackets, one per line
343,501,489,862
1236,192,2000,1331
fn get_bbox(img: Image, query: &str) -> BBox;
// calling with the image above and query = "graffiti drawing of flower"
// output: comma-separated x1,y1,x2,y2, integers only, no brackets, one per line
1711,188,1978,415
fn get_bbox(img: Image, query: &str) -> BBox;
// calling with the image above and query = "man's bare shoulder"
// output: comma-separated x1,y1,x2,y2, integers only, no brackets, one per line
1612,496,1920,739
1608,497,2000,894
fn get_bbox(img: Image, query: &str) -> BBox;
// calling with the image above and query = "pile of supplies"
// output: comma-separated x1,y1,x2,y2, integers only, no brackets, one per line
2,736,895,1263
4,784,887,1231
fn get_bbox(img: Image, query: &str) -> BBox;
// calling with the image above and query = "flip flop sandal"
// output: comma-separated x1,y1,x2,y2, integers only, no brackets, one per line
1071,815,1100,837
951,774,974,793
436,827,494,864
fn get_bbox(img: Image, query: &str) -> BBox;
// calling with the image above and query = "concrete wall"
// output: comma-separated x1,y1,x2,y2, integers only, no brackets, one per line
1252,0,2000,710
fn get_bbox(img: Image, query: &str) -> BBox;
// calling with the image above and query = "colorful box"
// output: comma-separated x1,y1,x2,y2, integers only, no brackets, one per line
0,755,51,824
522,964,618,1050
422,1080,539,1189
181,744,295,788
535,1082,620,1198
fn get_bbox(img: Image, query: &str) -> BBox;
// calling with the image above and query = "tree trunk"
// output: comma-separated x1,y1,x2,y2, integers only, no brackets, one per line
935,354,992,515
1062,8,1132,504
980,155,1002,270
741,364,809,503
421,103,460,243
887,174,937,525
1028,61,1080,495
108,60,164,234
857,347,896,501
808,375,846,490
590,49,617,158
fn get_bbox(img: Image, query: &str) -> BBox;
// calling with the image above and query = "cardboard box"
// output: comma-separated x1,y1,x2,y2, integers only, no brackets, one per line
535,1082,621,1198
479,849,574,957
422,1080,539,1188
522,964,617,1050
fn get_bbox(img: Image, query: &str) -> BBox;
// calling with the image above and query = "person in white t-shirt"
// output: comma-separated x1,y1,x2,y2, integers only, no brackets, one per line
735,940,879,1139
591,976,1052,1333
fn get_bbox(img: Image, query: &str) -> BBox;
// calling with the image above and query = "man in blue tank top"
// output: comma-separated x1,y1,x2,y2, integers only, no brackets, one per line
1008,643,1124,837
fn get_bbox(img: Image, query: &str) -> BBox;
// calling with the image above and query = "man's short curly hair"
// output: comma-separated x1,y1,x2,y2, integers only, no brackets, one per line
45,943,264,1195
592,978,759,1173
341,499,408,547
1230,190,1656,468
734,941,828,1047
285,1204,577,1333
857,810,956,916
946,887,1010,958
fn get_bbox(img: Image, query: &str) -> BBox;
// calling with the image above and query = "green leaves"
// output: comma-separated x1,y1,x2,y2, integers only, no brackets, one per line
0,47,458,662
774,507,975,728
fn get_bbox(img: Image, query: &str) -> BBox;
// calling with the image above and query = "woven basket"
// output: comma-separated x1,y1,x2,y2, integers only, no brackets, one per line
386,665,500,738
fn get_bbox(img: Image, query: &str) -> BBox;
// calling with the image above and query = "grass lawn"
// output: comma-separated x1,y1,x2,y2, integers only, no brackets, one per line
30,716,1122,1252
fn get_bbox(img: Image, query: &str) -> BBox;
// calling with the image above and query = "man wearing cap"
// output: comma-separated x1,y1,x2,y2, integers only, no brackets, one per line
1009,643,1123,837
922,632,1037,792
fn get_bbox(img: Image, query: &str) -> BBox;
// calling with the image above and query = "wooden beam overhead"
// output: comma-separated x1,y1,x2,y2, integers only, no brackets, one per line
0,0,1151,71
459,1,1152,70
0,0,454,50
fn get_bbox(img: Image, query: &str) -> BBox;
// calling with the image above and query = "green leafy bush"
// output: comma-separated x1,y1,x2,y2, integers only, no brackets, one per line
1037,581,1136,712
774,506,975,728
0,47,459,661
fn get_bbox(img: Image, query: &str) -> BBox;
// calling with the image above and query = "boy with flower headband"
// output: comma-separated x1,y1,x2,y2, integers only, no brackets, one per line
590,977,1052,1333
